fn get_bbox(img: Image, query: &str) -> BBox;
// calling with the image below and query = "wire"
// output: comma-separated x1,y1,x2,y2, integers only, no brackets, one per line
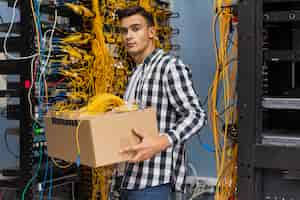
51,157,73,169
4,129,19,159
29,7,57,121
33,0,42,47
188,162,198,177
39,156,49,200
21,146,43,200
209,1,238,199
3,0,39,60
38,7,57,112
43,9,58,74
28,57,41,125
213,9,223,71
75,120,81,155
47,162,53,200
197,135,215,153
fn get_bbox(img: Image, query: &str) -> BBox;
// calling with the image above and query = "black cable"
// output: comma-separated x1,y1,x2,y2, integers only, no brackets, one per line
4,129,19,159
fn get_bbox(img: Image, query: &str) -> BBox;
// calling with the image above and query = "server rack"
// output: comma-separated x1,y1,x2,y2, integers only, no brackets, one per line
237,0,300,199
0,1,79,199
0,0,34,198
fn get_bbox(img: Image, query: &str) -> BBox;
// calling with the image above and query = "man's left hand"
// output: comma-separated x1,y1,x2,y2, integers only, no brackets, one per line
120,128,171,163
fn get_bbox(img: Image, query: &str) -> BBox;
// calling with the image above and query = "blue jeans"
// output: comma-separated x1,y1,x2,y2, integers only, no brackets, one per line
120,184,171,200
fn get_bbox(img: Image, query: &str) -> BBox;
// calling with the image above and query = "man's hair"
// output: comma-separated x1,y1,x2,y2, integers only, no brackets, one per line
116,6,154,27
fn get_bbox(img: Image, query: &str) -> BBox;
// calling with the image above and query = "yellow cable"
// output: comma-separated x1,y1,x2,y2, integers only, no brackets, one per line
51,157,73,169
210,1,238,200
29,0,40,55
75,120,81,156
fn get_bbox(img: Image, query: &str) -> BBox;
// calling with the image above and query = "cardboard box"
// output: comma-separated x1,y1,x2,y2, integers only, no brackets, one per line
44,108,157,168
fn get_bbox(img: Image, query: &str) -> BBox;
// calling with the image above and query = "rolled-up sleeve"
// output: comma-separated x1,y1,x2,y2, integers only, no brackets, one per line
163,59,206,146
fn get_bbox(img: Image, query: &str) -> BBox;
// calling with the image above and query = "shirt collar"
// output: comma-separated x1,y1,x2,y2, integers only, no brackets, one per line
142,48,161,66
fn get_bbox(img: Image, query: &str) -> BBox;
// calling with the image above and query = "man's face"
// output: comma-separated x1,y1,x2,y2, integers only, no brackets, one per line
120,14,155,57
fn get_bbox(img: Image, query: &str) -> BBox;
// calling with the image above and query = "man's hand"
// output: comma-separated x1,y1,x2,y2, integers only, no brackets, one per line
120,128,171,163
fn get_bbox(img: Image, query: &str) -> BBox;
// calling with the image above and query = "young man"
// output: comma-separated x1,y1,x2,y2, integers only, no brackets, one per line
113,6,206,200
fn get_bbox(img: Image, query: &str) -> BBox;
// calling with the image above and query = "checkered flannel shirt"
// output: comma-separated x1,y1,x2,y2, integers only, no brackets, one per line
111,48,206,193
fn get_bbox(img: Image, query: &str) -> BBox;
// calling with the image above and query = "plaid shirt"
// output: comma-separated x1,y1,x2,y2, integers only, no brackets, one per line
111,49,206,193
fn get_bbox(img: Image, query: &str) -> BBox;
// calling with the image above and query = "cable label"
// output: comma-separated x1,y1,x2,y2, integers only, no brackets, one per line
51,118,78,126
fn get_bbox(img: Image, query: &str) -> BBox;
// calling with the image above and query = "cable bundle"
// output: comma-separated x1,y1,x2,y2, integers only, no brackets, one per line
209,0,238,200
